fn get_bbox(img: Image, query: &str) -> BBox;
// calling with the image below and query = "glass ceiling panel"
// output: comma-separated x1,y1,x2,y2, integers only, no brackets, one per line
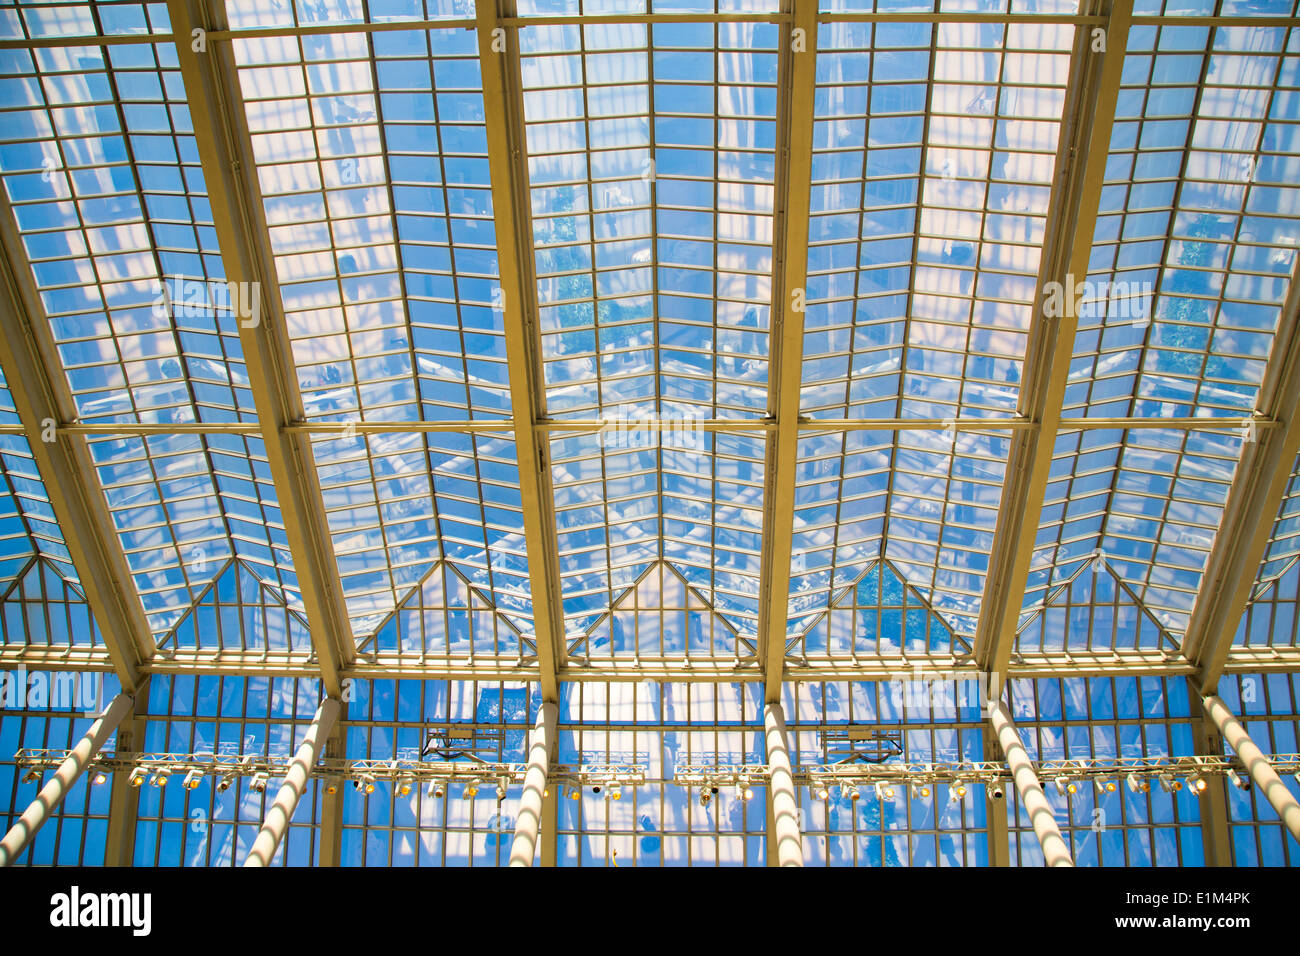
312,428,529,636
515,0,782,19
1064,22,1298,425
0,371,76,590
0,22,298,637
1030,21,1300,642
790,427,1010,640
550,428,763,647
802,18,1071,422
520,17,776,421
230,18,527,637
1026,426,1239,637
1253,452,1300,596
793,20,1067,638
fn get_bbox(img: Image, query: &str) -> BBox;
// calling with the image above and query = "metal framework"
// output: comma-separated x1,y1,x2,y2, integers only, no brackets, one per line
0,0,1299,869
0,198,152,694
758,0,820,702
164,0,354,698
973,0,1133,680
1181,262,1300,692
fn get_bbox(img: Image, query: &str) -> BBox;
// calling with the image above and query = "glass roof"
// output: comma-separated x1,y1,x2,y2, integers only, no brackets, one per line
3,0,1300,872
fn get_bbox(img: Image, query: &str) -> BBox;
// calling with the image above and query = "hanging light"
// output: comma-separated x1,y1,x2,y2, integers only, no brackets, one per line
396,774,415,798
1158,773,1182,793
1187,773,1207,795
815,782,830,800
428,780,445,799
875,782,895,800
249,772,269,793
150,769,170,788
1094,778,1117,794
607,781,622,801
91,771,108,787
916,783,932,799
1227,768,1251,791
129,767,147,788
1053,775,1077,796
699,787,712,808
464,779,480,799
1126,772,1150,794
496,781,509,802
569,785,582,801
21,768,41,784
183,769,203,790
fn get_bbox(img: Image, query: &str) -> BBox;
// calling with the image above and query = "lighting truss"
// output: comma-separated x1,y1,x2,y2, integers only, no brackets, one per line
668,756,1300,794
10,750,646,794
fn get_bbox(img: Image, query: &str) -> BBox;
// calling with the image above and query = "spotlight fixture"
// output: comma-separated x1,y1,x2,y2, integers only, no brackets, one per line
249,772,269,793
699,787,712,808
988,781,1005,800
815,782,830,800
1187,773,1207,795
845,784,861,801
1158,773,1182,793
217,772,235,793
875,782,895,800
1227,768,1251,792
150,769,170,788
607,782,622,801
496,781,508,802
1053,775,1077,796
324,776,341,795
1095,778,1117,794
916,783,932,799
948,781,967,803
735,783,754,802
182,769,203,790
428,781,445,799
464,779,480,799
129,767,147,788
21,768,40,784
91,771,108,786
1126,772,1150,794
353,774,376,795
569,786,582,801
396,774,415,798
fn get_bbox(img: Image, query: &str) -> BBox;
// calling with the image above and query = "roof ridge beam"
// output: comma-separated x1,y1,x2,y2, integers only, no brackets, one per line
477,0,564,701
1181,263,1300,692
758,0,820,703
167,0,354,696
972,0,1133,678
0,205,153,693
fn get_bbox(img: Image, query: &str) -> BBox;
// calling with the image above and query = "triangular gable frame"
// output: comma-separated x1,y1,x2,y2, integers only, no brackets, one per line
568,560,756,659
788,558,972,658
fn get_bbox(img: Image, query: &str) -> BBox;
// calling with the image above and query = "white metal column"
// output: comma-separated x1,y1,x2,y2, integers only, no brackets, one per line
764,701,803,867
0,693,133,867
1203,694,1300,843
988,699,1074,867
509,701,558,867
244,698,341,867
